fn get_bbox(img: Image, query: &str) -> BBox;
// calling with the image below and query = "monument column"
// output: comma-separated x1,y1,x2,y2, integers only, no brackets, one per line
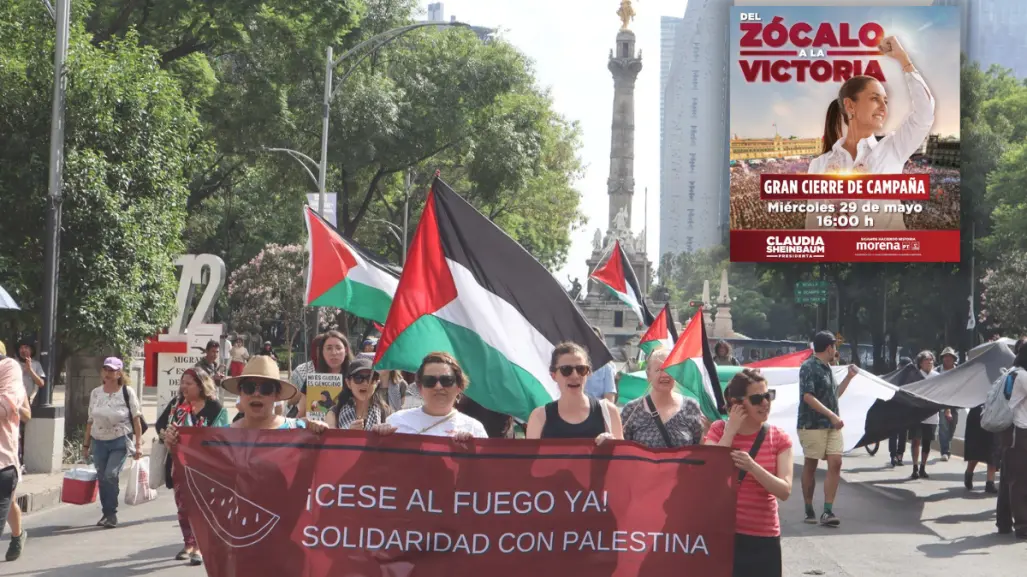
607,1,642,232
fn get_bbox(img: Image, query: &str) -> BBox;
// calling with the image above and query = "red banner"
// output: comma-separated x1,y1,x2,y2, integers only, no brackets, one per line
172,429,738,577
759,174,931,200
730,230,960,262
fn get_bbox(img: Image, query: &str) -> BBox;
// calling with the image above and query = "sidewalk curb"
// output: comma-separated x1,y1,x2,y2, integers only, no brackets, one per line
18,445,154,516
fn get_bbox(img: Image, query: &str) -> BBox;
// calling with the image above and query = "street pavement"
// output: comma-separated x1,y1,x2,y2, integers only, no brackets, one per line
5,448,1025,575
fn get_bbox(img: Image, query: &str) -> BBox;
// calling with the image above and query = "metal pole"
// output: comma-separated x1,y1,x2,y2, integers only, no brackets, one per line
402,170,411,264
643,186,648,294
318,46,333,218
38,0,70,409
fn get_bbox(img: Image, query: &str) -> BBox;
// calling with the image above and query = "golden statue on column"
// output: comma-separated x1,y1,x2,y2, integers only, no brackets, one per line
617,0,636,30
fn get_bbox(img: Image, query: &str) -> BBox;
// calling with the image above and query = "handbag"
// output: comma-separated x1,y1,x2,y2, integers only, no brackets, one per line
645,395,676,448
122,385,149,436
738,424,769,483
149,439,168,490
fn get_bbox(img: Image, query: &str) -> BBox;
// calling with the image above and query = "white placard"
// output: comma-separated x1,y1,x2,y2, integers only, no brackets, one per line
156,351,203,412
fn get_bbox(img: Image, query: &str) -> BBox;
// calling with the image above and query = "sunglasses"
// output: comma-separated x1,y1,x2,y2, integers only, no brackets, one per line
239,379,280,396
350,373,374,384
738,390,776,405
556,365,590,377
420,375,456,388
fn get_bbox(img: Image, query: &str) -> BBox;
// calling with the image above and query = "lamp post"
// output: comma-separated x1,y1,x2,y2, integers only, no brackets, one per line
315,23,469,219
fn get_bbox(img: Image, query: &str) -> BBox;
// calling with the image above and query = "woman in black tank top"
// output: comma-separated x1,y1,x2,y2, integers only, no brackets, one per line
525,342,623,443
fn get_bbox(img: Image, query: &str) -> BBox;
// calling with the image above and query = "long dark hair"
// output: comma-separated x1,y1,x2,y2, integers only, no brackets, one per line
316,330,352,374
822,75,878,154
331,372,391,420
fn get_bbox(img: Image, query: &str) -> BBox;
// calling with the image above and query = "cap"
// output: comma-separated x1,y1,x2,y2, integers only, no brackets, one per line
939,347,958,360
103,357,124,371
812,331,837,353
347,357,375,377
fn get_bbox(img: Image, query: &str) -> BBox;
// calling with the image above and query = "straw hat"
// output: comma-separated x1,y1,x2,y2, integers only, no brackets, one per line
221,355,298,400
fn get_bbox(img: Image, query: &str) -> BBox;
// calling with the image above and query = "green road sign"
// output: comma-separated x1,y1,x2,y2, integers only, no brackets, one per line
794,280,829,304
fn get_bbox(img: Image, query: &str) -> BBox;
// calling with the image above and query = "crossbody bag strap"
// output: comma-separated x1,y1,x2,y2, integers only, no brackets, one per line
418,411,457,434
738,424,769,483
122,386,135,433
599,399,612,434
645,395,675,448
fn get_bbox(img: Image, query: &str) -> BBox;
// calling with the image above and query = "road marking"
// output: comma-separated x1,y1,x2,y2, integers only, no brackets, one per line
859,483,904,502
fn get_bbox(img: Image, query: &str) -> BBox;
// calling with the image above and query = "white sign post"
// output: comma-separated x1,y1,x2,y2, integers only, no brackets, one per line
152,254,228,411
307,193,338,226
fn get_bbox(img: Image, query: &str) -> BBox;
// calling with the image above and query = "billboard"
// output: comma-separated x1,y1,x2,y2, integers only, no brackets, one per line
728,5,960,262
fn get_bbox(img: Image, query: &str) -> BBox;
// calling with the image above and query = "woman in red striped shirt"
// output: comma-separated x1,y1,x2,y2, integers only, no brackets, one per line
705,368,794,577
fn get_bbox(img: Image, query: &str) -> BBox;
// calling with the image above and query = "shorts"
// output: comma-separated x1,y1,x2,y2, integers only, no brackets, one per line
733,534,781,577
908,423,936,443
798,428,844,460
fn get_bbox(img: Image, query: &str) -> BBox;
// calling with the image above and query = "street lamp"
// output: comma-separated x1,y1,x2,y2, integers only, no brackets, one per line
315,22,469,219
263,146,320,189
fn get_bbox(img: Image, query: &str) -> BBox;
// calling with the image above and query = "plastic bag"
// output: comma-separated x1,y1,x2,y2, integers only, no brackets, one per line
149,441,168,490
125,457,159,505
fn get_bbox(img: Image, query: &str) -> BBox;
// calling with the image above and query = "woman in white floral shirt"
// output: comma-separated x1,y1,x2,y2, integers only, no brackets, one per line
83,357,143,529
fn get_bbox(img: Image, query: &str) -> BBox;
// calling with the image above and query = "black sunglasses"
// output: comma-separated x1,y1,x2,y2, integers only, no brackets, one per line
349,372,374,384
738,390,776,405
556,365,590,377
240,379,280,396
420,375,456,388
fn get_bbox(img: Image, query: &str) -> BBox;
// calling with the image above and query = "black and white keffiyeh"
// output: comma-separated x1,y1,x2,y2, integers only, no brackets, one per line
336,401,383,430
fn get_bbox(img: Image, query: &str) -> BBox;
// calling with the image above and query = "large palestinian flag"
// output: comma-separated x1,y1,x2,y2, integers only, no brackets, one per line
660,308,726,421
304,206,399,324
590,240,655,326
746,348,813,368
639,304,678,356
374,178,611,421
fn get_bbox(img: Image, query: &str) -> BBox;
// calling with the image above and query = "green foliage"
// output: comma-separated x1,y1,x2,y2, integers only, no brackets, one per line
0,2,200,354
981,253,1027,336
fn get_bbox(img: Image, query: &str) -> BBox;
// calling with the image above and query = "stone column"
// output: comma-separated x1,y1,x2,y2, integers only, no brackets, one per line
607,30,642,232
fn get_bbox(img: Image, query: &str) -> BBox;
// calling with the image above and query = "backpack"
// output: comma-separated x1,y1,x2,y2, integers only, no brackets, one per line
980,368,1019,433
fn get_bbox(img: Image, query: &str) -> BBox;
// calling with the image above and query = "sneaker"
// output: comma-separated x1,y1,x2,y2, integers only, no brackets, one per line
820,512,841,527
941,454,950,462
5,531,25,561
896,457,905,466
190,551,203,566
103,514,118,529
175,549,190,561
804,510,818,524
96,516,108,527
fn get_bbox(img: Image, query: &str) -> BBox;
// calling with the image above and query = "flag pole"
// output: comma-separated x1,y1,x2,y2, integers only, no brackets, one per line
643,186,648,296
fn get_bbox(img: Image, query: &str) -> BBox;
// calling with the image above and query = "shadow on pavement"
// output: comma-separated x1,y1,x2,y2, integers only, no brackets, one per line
25,515,178,539
2,544,184,577
916,532,1020,558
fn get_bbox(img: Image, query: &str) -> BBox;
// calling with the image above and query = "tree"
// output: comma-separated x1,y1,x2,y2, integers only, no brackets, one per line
980,253,1027,336
0,3,200,358
227,244,310,368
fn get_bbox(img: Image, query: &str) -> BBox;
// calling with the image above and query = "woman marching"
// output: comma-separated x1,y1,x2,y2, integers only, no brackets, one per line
525,342,623,444
154,368,228,566
83,358,143,529
621,348,706,448
706,369,794,577
326,358,392,430
806,35,935,231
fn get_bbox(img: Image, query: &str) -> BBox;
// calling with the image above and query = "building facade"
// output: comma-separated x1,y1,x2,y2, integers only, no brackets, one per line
729,134,822,162
659,0,731,258
660,16,683,142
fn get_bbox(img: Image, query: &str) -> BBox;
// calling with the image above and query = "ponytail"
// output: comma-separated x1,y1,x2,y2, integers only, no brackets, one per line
822,99,843,154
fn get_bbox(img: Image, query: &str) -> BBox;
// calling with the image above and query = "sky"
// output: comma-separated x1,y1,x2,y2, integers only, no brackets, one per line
417,0,688,286
729,6,961,139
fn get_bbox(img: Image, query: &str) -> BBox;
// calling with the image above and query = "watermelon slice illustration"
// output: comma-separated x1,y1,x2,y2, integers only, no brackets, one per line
185,467,280,548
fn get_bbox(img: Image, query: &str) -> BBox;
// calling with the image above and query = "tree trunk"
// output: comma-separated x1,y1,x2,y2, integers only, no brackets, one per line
65,353,108,431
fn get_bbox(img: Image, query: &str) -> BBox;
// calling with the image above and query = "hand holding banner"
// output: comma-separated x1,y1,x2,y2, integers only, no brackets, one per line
172,429,738,577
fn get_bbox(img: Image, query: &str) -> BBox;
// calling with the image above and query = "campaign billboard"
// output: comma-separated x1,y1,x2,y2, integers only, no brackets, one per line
728,6,960,262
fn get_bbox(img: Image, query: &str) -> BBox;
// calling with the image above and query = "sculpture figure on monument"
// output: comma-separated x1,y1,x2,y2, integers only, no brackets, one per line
617,0,636,30
635,229,646,254
567,277,583,301
613,206,629,232
592,228,602,252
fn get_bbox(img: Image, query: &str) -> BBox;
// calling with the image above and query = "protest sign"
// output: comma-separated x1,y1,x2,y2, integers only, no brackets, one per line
304,373,344,421
173,428,738,577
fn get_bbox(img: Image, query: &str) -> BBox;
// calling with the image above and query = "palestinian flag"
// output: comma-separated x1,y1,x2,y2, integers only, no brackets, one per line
590,240,655,326
639,304,679,357
746,348,813,368
661,308,726,421
304,206,400,324
374,178,611,421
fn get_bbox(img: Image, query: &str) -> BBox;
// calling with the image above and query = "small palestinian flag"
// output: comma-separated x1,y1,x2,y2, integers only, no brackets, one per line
639,304,679,357
590,240,655,326
304,206,400,324
661,308,726,421
374,178,611,421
